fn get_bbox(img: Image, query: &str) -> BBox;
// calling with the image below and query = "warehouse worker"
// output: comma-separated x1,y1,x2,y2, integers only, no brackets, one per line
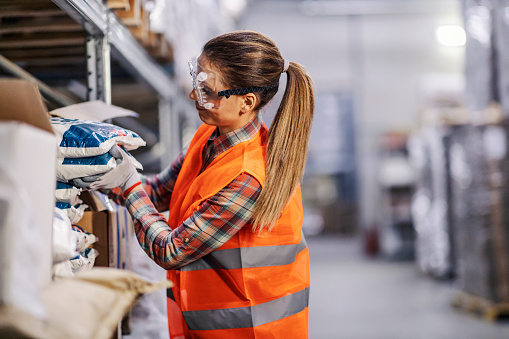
91,29,314,338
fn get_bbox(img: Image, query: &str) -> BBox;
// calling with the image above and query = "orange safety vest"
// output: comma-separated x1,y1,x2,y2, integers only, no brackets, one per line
166,122,310,339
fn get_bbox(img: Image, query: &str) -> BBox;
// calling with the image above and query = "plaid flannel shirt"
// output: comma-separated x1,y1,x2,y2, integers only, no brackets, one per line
118,115,263,270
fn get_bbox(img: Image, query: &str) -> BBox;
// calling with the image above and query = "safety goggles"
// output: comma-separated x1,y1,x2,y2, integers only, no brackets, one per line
188,56,226,109
188,56,281,109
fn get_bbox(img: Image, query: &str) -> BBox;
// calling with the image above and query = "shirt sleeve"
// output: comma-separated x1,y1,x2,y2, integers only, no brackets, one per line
106,145,187,210
124,172,262,270
139,146,187,212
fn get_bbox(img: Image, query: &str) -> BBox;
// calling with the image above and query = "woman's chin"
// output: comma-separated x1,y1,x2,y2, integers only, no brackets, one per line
197,110,212,125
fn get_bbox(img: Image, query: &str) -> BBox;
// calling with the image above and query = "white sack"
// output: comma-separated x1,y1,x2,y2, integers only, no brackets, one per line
50,117,146,158
52,208,79,264
55,202,88,224
55,181,83,204
56,150,143,182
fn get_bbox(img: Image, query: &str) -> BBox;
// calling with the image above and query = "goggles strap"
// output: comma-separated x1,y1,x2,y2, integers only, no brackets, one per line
218,82,280,99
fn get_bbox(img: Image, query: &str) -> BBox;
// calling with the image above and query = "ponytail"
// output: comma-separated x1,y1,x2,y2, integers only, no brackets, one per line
251,62,315,232
203,30,315,233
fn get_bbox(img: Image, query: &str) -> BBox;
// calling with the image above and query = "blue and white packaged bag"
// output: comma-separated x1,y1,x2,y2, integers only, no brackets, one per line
55,181,83,204
57,152,118,182
50,117,146,158
56,148,142,182
52,207,79,264
55,202,88,224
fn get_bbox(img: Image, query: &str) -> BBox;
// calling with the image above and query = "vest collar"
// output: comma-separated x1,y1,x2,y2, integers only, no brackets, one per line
206,114,263,159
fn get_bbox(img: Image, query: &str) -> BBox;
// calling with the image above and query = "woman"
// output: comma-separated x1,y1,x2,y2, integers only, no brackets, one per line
91,30,314,338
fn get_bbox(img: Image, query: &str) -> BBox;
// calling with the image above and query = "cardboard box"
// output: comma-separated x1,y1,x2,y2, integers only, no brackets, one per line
76,192,133,270
0,79,57,320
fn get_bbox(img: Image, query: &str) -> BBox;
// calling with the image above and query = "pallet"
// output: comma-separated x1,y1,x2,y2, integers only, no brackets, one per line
113,0,141,26
452,291,509,321
108,0,130,11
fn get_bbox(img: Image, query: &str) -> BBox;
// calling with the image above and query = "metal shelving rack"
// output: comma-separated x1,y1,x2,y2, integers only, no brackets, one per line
0,0,184,166
53,0,175,100
51,0,183,165
0,3,184,336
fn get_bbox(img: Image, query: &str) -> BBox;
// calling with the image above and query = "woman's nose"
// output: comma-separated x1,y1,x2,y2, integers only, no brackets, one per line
189,89,197,101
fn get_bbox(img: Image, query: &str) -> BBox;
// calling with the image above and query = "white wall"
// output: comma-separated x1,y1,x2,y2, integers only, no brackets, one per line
237,0,464,229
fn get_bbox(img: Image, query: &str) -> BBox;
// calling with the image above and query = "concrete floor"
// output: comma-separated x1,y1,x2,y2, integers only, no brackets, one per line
307,234,509,339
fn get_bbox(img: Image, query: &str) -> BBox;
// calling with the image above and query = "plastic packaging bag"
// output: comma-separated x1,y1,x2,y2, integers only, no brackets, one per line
55,181,82,204
57,152,119,182
52,208,79,264
0,165,47,319
72,225,98,253
56,146,142,182
55,202,88,224
50,117,146,158
70,248,99,274
52,260,74,278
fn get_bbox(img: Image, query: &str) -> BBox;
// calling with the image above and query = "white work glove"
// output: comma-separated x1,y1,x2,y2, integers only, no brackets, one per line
89,147,140,192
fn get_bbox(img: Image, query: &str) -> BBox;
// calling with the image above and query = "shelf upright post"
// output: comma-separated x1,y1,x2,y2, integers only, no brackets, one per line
158,97,181,168
86,35,111,104
86,1,111,104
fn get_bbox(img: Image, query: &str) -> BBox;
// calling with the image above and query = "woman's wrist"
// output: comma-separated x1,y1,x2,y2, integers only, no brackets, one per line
122,181,142,198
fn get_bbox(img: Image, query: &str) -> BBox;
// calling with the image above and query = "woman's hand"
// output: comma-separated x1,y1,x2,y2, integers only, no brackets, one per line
89,146,140,192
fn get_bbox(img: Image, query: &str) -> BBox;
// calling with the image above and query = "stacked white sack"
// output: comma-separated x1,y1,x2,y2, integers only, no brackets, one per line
51,117,145,183
55,181,82,205
55,202,88,224
52,208,99,278
51,117,145,223
51,116,146,158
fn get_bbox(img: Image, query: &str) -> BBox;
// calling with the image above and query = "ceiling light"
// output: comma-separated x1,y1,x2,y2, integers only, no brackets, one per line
435,25,466,47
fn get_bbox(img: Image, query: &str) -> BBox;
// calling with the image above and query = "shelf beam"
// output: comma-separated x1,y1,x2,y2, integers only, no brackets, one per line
0,54,77,107
51,0,175,99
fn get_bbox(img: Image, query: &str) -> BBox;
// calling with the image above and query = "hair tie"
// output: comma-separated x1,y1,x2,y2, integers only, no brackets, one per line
283,59,290,73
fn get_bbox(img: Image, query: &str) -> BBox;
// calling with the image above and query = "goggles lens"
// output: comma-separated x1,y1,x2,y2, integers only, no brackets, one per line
188,56,226,109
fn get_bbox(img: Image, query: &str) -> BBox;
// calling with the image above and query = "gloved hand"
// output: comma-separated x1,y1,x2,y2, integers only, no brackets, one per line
89,146,140,192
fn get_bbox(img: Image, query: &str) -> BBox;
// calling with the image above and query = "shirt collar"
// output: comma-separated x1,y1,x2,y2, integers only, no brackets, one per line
207,114,263,156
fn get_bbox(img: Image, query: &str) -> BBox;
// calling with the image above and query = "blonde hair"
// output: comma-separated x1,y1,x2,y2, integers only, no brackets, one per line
203,30,315,232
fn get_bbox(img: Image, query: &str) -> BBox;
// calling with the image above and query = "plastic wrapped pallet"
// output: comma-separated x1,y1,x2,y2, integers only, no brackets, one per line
493,1,509,116
463,0,497,111
449,121,509,302
409,126,455,279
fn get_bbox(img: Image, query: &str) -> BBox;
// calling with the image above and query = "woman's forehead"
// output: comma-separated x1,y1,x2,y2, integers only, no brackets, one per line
197,55,225,87
197,55,217,72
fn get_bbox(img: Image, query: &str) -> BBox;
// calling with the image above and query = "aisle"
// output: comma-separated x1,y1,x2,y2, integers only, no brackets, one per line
307,234,509,339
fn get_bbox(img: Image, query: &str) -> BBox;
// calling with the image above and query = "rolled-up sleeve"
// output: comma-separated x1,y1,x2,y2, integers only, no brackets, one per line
124,172,261,270
139,147,187,212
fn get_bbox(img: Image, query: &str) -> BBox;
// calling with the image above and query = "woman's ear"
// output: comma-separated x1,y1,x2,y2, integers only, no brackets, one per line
240,93,257,114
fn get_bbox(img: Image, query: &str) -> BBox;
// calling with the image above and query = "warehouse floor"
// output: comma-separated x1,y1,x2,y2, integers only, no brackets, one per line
307,234,509,339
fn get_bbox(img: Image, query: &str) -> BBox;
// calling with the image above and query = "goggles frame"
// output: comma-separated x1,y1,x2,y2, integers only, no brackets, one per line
188,56,280,109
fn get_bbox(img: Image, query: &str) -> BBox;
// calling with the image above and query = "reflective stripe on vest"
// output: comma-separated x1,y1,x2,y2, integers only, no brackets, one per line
181,234,308,272
183,287,310,331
